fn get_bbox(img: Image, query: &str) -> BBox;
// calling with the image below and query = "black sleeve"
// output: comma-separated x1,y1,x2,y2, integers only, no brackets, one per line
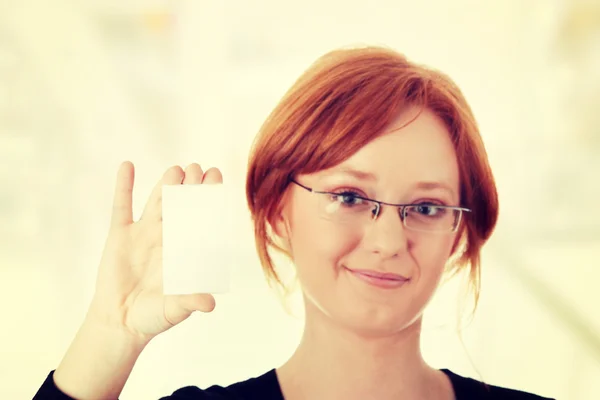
33,371,76,400
33,370,239,400
159,385,242,399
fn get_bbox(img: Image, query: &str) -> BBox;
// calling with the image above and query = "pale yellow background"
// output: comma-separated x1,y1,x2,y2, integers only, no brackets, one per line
1,0,598,399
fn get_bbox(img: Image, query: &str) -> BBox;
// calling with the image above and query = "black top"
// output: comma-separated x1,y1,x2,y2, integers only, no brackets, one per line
35,368,554,399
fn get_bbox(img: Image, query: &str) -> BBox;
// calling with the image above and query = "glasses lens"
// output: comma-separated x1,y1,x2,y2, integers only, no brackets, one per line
403,205,459,232
317,192,462,233
319,192,377,224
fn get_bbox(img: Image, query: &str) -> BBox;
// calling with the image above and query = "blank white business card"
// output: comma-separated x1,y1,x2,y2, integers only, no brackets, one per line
162,184,233,295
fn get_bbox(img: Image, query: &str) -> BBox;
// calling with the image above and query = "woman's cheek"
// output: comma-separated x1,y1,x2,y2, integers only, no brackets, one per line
412,236,455,279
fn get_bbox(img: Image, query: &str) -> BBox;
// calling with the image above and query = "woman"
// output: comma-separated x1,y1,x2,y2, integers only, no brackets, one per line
35,46,554,399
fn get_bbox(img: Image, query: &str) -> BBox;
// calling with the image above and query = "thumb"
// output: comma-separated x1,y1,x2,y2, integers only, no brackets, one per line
164,293,216,326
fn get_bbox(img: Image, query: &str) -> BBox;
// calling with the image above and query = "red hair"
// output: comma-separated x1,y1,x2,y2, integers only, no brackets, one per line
245,46,498,308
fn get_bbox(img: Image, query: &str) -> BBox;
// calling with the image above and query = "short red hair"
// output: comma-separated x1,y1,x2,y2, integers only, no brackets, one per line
245,46,498,307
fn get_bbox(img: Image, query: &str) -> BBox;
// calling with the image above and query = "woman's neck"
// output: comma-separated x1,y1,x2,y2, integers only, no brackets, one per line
276,310,453,400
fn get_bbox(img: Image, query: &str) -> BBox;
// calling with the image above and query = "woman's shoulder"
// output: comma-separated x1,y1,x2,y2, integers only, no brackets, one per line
442,369,555,400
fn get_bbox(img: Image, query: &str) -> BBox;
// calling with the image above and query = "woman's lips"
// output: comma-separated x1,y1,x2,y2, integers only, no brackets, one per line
344,266,410,289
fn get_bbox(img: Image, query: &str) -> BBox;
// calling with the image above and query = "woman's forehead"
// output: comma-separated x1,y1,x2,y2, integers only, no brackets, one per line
312,109,460,190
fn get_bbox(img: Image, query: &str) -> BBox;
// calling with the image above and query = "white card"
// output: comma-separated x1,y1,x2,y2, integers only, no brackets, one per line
162,184,232,295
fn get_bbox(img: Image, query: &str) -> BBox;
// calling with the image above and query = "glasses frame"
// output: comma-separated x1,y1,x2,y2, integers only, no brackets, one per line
289,178,471,233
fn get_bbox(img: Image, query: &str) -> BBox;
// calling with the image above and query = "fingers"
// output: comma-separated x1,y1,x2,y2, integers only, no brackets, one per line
139,163,222,222
163,293,216,326
110,161,135,228
201,167,223,184
182,163,204,184
140,166,185,221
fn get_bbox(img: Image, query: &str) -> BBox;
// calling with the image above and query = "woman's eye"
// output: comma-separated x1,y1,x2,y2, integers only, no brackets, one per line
416,205,437,215
412,203,447,217
332,190,364,206
337,192,360,205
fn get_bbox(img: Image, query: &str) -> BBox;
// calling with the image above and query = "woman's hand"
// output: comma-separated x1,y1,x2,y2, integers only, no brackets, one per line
87,162,220,341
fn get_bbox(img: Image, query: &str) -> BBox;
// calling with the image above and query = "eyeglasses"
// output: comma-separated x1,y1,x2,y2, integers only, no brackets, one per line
290,179,471,233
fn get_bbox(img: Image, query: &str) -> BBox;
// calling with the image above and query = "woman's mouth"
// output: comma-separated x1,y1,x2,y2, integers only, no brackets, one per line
343,266,410,289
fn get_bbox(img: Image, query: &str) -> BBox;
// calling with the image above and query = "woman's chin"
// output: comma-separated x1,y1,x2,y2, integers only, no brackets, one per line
337,309,423,339
304,289,424,337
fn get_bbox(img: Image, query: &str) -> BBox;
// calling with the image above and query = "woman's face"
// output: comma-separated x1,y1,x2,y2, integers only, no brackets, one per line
276,107,461,336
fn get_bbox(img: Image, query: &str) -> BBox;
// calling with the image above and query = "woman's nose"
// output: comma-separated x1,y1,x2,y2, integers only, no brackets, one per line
362,205,408,258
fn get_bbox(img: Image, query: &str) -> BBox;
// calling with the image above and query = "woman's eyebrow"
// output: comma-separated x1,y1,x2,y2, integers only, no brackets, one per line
321,170,457,197
323,167,378,181
412,181,456,197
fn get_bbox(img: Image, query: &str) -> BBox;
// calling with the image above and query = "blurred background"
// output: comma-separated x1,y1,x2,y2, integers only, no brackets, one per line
1,0,599,398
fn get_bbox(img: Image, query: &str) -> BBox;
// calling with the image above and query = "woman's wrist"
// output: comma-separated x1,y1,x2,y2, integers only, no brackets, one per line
53,317,149,399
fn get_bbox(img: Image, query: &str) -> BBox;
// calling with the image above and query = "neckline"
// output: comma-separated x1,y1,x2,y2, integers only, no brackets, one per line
265,368,463,399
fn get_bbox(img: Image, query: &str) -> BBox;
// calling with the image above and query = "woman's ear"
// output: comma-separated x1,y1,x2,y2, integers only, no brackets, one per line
272,212,289,241
270,201,294,254
450,227,466,256
272,188,294,241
